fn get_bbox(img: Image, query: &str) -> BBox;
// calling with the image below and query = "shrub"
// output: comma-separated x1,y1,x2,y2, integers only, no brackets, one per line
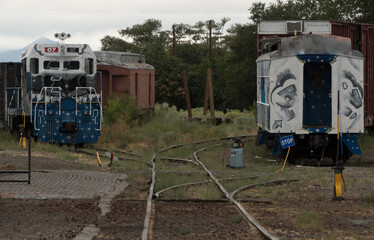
103,93,141,126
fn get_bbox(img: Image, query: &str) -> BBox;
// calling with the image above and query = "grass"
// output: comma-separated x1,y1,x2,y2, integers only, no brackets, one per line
358,131,374,150
360,193,374,203
178,227,192,236
293,211,322,231
97,100,255,152
155,171,206,191
228,214,244,224
0,130,19,149
2,98,374,238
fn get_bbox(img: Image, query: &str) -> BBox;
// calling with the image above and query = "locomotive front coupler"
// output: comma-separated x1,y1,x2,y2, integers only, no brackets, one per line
332,160,346,201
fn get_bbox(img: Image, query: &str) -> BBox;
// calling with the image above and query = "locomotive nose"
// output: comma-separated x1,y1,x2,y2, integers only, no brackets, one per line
59,98,77,132
64,74,87,90
43,73,87,91
44,74,62,88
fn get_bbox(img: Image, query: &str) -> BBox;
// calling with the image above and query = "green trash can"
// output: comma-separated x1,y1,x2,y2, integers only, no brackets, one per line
230,139,244,168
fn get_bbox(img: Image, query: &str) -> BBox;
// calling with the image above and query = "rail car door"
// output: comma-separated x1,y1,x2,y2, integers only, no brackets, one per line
303,62,332,128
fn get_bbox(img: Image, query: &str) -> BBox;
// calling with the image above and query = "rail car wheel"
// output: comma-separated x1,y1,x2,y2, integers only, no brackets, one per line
265,134,275,150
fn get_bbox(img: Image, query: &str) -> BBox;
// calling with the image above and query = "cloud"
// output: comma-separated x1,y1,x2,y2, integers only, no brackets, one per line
0,0,276,53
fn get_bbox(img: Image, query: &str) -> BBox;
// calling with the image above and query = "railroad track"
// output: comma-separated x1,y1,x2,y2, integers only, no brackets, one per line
77,135,288,239
142,136,281,240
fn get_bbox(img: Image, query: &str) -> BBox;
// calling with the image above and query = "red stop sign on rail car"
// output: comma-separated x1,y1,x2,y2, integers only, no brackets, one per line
45,47,58,53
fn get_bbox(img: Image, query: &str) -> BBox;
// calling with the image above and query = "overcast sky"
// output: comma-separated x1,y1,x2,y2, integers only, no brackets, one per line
0,0,276,54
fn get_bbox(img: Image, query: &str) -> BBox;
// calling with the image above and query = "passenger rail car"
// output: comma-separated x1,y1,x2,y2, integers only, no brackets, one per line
256,34,364,161
6,33,102,144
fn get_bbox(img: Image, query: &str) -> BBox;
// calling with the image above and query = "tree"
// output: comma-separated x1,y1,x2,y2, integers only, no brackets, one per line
215,24,258,110
118,19,169,47
249,0,363,23
356,0,374,23
100,36,137,52
100,1,374,113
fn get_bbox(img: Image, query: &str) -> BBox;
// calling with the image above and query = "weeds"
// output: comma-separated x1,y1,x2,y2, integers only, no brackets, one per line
359,132,374,149
98,100,255,152
294,211,322,231
360,193,374,203
228,214,244,224
178,227,192,236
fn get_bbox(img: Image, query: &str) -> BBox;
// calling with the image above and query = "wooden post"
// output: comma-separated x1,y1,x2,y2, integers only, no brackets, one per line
207,68,215,119
204,20,214,118
203,75,209,116
182,70,192,120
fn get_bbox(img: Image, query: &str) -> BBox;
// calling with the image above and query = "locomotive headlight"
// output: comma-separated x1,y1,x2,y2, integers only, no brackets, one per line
48,110,53,116
83,110,89,116
55,32,71,41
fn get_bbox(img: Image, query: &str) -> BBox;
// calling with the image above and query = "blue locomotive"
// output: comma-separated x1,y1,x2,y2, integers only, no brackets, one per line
256,33,364,162
6,33,102,144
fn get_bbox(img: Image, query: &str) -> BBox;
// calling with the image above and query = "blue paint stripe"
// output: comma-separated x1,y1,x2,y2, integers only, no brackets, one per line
261,62,265,103
297,54,337,63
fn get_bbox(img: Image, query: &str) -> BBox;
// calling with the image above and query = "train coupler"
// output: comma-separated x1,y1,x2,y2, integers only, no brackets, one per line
332,161,346,201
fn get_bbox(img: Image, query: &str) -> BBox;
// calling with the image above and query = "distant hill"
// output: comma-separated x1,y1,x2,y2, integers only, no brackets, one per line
0,37,56,63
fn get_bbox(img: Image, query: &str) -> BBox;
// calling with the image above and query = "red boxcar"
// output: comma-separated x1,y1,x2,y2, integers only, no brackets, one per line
95,51,155,112
258,20,374,128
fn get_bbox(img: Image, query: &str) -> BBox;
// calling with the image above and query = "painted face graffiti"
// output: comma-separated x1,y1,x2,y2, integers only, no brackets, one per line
341,70,363,128
271,69,297,127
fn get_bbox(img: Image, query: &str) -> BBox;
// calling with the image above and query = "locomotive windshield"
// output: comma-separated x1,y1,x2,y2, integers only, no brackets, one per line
63,61,79,70
44,61,59,69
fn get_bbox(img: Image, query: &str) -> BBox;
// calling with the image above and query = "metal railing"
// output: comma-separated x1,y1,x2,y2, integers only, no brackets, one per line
32,85,102,131
75,87,102,131
33,87,62,131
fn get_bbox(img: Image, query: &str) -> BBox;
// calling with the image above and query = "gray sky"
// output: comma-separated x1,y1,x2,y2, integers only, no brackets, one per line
0,0,275,53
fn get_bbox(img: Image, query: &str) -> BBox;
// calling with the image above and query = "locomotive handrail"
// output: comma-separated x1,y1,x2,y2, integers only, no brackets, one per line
75,87,102,131
33,87,62,131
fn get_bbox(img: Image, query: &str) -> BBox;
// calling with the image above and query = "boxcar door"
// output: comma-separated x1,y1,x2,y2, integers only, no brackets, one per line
303,62,332,127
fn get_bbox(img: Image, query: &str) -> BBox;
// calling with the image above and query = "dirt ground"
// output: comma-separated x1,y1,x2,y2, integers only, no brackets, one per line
0,147,373,239
0,198,99,240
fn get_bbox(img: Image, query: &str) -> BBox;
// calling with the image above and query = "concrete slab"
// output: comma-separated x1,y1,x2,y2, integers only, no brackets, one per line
0,170,128,199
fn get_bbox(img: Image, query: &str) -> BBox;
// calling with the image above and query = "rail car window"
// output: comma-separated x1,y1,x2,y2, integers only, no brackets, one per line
63,61,80,70
307,64,324,89
30,58,39,74
85,58,94,74
44,61,59,70
257,61,270,104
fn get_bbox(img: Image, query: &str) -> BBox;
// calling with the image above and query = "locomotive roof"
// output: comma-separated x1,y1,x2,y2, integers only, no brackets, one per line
21,43,95,59
258,34,364,61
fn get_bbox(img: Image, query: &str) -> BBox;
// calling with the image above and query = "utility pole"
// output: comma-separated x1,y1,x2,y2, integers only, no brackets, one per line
172,24,176,56
203,20,215,119
209,20,212,62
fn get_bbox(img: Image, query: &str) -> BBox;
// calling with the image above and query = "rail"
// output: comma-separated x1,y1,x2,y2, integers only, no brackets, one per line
141,153,156,240
193,148,279,240
75,87,102,131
